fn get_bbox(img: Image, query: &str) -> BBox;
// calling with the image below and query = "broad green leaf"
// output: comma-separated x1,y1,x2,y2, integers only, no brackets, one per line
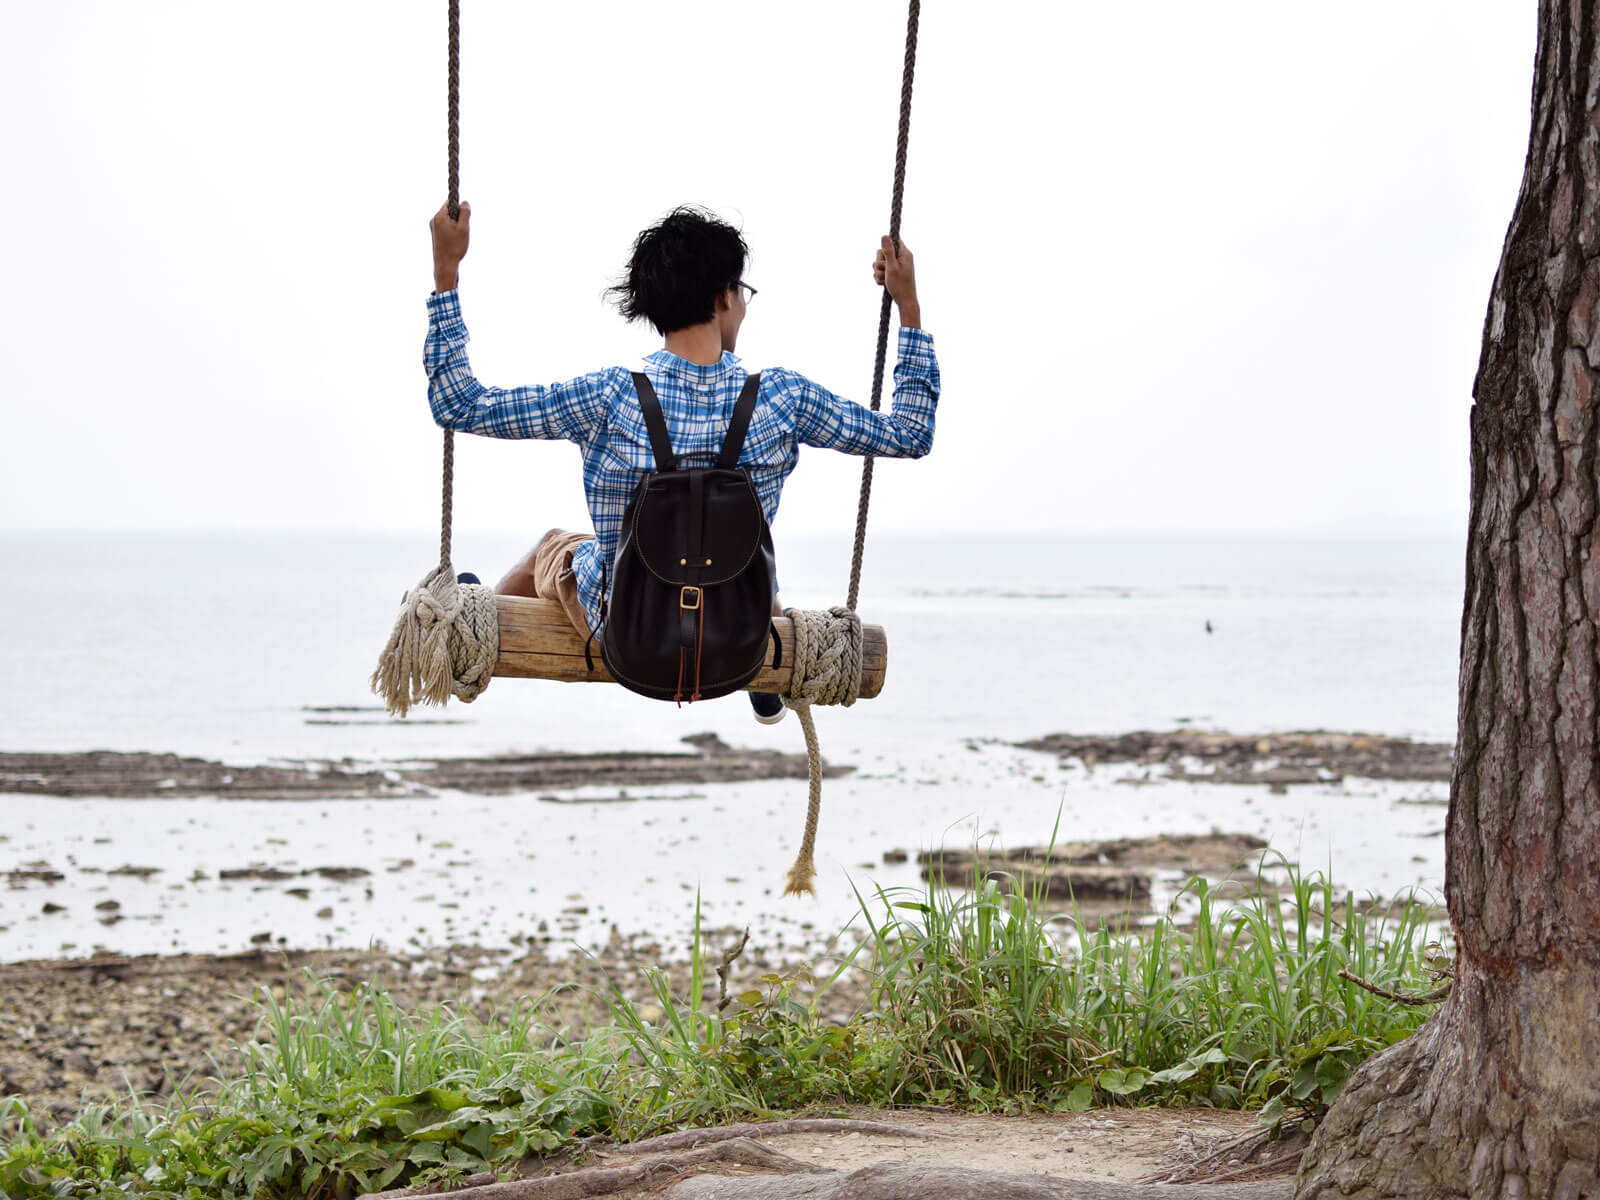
1258,1094,1285,1130
1291,1062,1319,1100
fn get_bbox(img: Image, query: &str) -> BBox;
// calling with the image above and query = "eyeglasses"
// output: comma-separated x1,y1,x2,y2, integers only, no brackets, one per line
737,281,758,303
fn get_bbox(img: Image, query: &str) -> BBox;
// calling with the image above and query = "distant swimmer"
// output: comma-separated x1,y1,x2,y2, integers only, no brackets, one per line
1205,620,1214,634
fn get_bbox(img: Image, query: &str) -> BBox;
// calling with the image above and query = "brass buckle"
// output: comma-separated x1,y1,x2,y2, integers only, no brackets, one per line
680,586,702,611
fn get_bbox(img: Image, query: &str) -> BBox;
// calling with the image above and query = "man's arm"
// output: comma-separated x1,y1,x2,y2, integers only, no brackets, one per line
431,201,469,293
873,235,921,329
423,201,610,440
782,327,939,459
783,236,938,457
425,292,613,440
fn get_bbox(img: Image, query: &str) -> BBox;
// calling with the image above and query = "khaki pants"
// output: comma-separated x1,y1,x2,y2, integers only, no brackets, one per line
495,528,593,636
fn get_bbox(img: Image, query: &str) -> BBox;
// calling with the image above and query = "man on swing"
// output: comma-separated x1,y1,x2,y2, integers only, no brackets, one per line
425,203,939,723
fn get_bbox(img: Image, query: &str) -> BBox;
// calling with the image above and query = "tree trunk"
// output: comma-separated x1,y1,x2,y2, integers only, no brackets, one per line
1294,3,1600,1197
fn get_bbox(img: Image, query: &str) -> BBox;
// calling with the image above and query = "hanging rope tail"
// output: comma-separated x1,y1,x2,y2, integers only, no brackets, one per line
371,0,499,718
783,0,919,898
780,607,864,895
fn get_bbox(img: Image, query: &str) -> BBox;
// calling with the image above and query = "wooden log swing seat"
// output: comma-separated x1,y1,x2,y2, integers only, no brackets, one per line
493,596,888,698
373,0,922,896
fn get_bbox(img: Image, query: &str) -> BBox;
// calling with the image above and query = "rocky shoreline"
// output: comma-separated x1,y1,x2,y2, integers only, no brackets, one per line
1015,729,1452,787
0,930,830,1129
1,729,1453,1130
0,733,840,801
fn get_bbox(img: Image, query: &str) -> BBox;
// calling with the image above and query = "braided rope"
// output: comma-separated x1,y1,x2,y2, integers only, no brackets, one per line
846,0,920,613
792,1,920,894
779,607,864,896
371,0,501,717
440,0,460,571
371,565,497,717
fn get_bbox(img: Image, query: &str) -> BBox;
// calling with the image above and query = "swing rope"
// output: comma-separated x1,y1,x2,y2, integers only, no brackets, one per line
847,0,920,614
441,0,459,572
781,0,920,895
374,0,922,896
370,0,499,719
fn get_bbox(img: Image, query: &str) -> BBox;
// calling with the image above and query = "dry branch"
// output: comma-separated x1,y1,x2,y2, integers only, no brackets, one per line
1335,968,1452,1005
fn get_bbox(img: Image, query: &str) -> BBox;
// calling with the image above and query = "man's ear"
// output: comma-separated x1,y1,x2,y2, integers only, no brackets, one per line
713,286,735,314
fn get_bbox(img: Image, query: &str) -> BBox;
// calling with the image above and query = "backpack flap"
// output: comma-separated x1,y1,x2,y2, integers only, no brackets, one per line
631,469,766,586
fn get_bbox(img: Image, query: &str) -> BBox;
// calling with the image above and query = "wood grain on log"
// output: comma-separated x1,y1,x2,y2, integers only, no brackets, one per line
493,596,888,698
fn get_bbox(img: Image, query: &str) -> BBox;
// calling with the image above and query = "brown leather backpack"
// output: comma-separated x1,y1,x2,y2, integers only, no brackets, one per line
595,372,781,702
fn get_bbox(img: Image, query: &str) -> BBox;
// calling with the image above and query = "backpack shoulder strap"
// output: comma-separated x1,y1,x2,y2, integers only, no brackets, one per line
631,372,676,472
716,373,762,470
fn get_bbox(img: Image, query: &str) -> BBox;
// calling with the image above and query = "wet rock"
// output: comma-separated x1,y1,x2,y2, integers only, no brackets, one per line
911,832,1281,907
93,900,120,912
919,853,1150,902
305,866,369,882
7,867,66,886
0,738,847,800
1017,730,1452,784
107,865,161,879
220,866,296,882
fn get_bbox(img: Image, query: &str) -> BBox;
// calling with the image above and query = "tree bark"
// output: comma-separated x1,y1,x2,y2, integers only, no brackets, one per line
1294,3,1600,1197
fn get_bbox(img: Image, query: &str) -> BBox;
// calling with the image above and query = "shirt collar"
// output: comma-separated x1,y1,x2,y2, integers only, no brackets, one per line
643,348,742,383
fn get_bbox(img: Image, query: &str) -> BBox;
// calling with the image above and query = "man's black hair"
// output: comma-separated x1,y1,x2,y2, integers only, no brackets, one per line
608,206,749,335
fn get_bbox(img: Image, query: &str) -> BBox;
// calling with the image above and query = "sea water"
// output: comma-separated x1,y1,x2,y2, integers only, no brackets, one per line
0,531,1463,962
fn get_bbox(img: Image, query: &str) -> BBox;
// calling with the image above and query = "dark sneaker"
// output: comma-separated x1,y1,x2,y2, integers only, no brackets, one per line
457,572,481,585
749,691,786,725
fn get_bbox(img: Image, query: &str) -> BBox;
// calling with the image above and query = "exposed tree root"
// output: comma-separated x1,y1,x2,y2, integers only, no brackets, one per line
370,1138,820,1200
1137,1123,1309,1184
662,1161,1297,1199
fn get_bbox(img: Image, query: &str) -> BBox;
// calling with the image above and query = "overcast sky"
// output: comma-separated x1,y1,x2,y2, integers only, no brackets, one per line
1,2,1536,539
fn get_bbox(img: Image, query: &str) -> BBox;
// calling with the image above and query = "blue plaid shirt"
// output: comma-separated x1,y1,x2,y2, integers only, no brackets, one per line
424,289,940,630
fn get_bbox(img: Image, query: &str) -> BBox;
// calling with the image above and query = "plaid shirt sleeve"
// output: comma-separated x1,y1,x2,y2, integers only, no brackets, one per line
424,290,612,441
777,327,940,458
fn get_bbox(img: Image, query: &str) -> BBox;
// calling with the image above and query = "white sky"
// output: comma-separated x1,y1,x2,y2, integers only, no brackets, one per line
1,2,1535,538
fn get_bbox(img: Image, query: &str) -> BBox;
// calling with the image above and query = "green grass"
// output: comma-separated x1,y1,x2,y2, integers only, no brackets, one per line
0,855,1449,1199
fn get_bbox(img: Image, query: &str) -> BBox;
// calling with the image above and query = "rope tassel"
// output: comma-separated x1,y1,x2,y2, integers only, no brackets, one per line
780,606,864,897
370,564,498,718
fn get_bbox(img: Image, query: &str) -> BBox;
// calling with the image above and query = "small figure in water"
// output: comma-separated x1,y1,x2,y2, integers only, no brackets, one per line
1205,620,1214,635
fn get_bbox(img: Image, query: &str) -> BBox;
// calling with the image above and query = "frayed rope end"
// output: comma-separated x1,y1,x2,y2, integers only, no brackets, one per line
782,853,817,898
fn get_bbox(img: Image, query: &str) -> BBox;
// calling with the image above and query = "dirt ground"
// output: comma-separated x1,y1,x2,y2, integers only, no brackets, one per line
703,1106,1291,1184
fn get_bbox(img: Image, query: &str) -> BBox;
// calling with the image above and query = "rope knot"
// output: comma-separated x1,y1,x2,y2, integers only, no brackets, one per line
783,606,864,710
778,606,866,898
371,564,499,718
